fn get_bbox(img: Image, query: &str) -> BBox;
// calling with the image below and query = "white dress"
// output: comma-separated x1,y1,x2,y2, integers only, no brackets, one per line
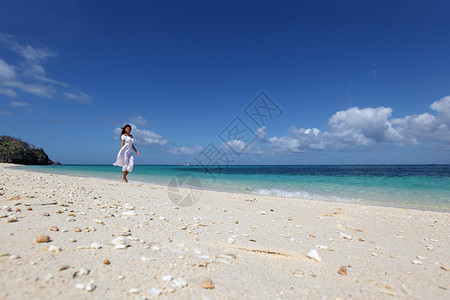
113,134,134,172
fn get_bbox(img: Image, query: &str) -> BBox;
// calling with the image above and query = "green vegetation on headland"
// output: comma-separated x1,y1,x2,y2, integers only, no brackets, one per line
0,135,60,165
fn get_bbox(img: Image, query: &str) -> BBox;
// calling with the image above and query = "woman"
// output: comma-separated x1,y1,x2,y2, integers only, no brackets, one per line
113,124,140,182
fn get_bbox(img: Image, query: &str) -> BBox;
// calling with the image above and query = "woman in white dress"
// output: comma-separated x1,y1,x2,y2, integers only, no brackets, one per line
113,124,140,182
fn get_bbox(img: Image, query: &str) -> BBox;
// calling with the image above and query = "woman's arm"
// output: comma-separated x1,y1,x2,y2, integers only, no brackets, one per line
120,139,125,150
132,145,140,156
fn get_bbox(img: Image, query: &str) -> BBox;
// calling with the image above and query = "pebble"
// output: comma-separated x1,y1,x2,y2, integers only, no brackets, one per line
75,283,85,290
307,249,321,262
69,238,77,243
36,235,52,243
59,265,70,271
73,227,82,232
49,226,59,232
200,278,214,289
104,259,111,265
9,255,20,260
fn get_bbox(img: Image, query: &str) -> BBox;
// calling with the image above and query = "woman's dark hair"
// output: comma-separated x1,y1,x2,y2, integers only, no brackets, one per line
120,124,133,137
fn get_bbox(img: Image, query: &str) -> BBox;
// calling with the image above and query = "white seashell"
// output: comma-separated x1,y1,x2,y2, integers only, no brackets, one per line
340,232,353,240
79,268,90,276
75,283,85,290
124,203,134,210
122,211,134,216
115,245,127,250
111,237,129,247
412,259,422,265
85,281,96,291
90,242,102,249
316,245,328,250
228,237,235,244
307,249,321,262
417,255,426,260
48,245,62,252
172,277,187,288
259,211,267,215
152,245,161,251
141,256,156,261
9,255,20,260
162,275,173,281
148,288,162,296
129,288,139,294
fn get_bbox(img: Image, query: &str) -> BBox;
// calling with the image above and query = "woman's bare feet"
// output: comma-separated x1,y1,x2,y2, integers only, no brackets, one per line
122,178,128,183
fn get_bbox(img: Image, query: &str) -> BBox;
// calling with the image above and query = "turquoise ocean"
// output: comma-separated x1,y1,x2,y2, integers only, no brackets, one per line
12,164,450,212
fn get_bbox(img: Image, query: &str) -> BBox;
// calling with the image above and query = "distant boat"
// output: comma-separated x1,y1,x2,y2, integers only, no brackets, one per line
183,163,190,166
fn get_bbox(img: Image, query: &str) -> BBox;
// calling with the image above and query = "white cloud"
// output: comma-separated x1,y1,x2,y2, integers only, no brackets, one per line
0,33,90,103
168,145,203,155
0,57,16,80
0,87,17,97
255,126,266,139
9,101,30,107
267,96,450,153
268,126,328,153
221,139,265,155
64,92,92,104
0,110,9,116
113,123,168,146
130,115,147,126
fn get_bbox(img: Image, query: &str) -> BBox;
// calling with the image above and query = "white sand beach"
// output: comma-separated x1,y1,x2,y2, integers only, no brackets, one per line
0,163,449,299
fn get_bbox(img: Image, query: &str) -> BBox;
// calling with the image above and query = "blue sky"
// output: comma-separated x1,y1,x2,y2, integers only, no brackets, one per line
1,0,449,165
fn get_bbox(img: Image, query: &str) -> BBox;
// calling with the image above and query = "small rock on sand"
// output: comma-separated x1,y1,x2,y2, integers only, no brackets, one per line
200,278,214,289
36,235,51,243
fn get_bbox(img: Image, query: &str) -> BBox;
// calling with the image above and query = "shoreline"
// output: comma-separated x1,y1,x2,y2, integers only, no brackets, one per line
1,162,449,299
7,163,450,214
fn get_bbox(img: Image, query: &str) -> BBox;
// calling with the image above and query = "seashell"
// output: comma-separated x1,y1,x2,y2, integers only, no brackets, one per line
79,268,90,276
172,277,187,288
411,259,422,265
316,245,328,250
75,283,85,290
441,266,449,271
228,238,235,244
162,275,173,281
259,211,267,215
340,232,353,240
129,288,139,294
73,227,82,232
115,245,127,250
417,255,426,260
148,288,162,296
200,278,214,289
111,237,129,247
36,235,51,243
7,216,18,223
306,249,321,262
48,245,62,252
90,242,102,250
337,266,347,275
93,219,104,225
49,226,59,232
59,265,70,271
85,281,96,291
9,255,20,260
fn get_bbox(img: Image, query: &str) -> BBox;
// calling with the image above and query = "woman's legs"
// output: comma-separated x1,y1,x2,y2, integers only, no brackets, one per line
122,170,128,182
